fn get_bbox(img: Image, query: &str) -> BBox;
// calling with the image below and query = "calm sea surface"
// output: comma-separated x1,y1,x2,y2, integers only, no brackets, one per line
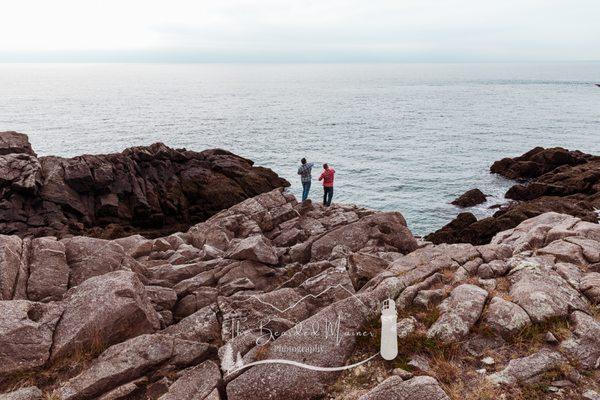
1,63,599,235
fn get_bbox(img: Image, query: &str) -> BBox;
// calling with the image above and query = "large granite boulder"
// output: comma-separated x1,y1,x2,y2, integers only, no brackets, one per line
427,284,488,342
51,271,160,360
0,301,63,375
311,212,418,260
560,311,600,369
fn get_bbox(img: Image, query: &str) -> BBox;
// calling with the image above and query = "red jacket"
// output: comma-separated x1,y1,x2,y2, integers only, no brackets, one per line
319,168,335,187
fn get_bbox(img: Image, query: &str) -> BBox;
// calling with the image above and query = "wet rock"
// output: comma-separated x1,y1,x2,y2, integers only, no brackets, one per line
0,300,63,375
51,271,160,360
488,349,566,385
358,376,450,400
427,284,488,342
560,311,600,369
484,296,531,335
490,147,591,180
451,188,487,207
158,360,221,400
54,334,216,400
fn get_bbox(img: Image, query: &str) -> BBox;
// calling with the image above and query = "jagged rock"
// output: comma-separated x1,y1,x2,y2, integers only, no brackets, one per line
51,271,160,360
427,284,487,342
54,334,216,400
560,311,600,369
0,301,63,375
488,349,566,385
163,305,221,344
173,287,218,319
26,237,69,301
484,296,531,335
490,147,592,180
0,131,36,156
508,260,589,322
298,267,355,306
113,235,154,258
0,386,43,400
62,237,135,287
451,189,487,207
537,239,588,265
346,253,389,290
412,288,444,308
226,235,278,265
579,273,600,304
0,132,289,238
0,153,41,193
311,212,417,261
145,286,178,311
158,360,221,400
358,376,450,400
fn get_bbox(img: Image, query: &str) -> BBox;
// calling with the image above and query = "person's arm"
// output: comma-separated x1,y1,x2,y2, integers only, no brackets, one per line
297,166,302,175
318,172,324,181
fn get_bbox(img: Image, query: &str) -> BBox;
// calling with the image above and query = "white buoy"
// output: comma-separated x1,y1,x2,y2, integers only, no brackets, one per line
380,298,398,360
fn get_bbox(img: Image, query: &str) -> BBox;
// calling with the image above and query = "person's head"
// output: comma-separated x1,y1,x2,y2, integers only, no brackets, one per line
323,163,329,170
301,158,306,165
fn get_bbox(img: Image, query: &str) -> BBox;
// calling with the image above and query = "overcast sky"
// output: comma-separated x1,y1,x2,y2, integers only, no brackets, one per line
1,0,599,62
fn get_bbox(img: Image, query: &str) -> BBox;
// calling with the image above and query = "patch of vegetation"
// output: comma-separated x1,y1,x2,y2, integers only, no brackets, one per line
509,316,571,352
0,333,109,395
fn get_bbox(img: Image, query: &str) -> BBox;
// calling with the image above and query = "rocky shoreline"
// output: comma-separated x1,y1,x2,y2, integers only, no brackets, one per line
1,133,600,400
427,146,600,245
0,132,289,239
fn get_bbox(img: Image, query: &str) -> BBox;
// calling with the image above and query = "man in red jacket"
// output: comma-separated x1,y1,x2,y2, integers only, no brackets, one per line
318,163,335,206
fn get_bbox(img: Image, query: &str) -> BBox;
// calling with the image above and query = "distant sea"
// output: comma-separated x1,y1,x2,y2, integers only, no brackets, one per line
1,63,599,236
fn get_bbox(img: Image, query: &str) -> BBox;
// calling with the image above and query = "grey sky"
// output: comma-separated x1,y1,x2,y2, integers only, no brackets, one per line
1,0,599,62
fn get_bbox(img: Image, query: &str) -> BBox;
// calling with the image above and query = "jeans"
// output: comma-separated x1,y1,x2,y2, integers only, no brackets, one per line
323,186,334,206
301,181,311,201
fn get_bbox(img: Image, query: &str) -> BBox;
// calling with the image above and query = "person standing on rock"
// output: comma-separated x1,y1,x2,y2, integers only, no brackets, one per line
319,163,335,206
297,158,314,202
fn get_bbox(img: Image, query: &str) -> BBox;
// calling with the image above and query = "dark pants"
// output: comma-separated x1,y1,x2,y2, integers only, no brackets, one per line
323,186,334,206
301,181,311,201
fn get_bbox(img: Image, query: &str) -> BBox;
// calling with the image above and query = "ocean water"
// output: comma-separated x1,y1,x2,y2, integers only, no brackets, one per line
1,63,599,236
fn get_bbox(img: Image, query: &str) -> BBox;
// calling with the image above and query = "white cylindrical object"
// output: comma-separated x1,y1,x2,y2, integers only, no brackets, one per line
380,299,398,360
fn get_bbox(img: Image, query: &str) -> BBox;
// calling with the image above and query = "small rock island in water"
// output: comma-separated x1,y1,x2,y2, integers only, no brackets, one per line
1,131,600,399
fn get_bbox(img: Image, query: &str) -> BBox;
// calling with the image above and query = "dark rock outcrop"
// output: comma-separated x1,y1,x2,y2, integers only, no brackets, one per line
428,147,600,245
490,146,594,180
0,132,289,239
451,188,487,207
